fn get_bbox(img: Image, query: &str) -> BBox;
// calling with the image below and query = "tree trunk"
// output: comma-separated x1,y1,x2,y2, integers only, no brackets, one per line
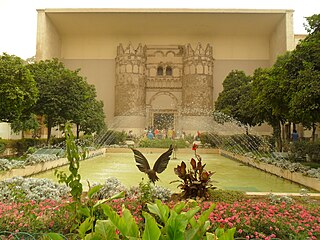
76,124,80,139
312,123,316,142
47,120,52,145
273,121,282,152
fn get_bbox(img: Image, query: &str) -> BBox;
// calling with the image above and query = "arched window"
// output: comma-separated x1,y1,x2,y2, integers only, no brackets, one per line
166,66,172,76
157,66,163,76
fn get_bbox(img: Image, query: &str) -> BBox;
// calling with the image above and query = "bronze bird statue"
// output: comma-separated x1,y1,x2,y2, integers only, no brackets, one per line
132,145,173,183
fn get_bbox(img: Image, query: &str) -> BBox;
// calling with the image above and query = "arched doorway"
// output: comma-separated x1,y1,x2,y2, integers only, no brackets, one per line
147,91,180,130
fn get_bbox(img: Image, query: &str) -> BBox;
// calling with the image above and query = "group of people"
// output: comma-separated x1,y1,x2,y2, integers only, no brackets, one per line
143,127,185,140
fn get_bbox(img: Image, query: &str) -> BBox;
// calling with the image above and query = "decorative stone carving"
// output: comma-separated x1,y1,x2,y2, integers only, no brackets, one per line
114,43,214,123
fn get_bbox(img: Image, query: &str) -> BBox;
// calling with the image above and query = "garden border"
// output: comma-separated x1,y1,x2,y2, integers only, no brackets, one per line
0,148,105,181
220,149,320,192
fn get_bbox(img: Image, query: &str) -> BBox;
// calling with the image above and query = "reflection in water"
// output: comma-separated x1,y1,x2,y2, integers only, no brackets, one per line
33,153,306,192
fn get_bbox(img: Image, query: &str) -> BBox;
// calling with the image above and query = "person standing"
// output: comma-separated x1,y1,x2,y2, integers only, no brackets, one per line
292,129,299,142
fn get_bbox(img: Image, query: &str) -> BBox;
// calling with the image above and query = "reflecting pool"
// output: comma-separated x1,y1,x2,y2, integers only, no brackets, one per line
33,151,307,193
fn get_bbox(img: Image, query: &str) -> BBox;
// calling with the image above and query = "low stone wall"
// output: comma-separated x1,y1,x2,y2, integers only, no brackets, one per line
0,148,106,181
106,147,219,154
220,149,320,192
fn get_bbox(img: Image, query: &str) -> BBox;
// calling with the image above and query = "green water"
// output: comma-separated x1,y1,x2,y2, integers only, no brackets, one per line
33,152,307,193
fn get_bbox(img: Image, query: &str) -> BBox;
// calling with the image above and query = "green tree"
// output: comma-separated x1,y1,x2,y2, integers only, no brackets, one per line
72,83,106,138
285,14,320,141
10,114,40,139
251,68,288,151
0,53,38,122
215,70,256,131
28,59,88,142
29,59,106,142
289,63,320,141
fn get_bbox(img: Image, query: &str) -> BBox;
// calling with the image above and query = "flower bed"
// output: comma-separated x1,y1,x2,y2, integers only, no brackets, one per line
0,196,319,239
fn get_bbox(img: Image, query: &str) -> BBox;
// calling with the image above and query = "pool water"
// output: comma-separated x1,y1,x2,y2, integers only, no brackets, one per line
33,152,306,193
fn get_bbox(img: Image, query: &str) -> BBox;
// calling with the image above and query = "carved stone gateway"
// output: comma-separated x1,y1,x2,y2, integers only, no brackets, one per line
115,43,214,132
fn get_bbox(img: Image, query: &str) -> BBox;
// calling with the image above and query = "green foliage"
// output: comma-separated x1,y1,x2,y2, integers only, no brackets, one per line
208,189,247,203
147,200,235,240
289,140,320,163
99,130,127,145
172,150,215,199
199,132,219,148
139,138,188,148
10,113,40,138
28,58,105,142
215,70,255,127
11,138,47,156
77,187,125,239
137,180,153,205
76,85,106,137
55,124,84,202
229,134,264,153
98,199,234,240
102,204,140,239
285,14,320,140
0,53,38,123
0,139,7,154
289,63,320,136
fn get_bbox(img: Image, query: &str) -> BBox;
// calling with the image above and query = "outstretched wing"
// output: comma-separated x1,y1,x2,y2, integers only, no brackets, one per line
131,148,151,173
153,145,173,173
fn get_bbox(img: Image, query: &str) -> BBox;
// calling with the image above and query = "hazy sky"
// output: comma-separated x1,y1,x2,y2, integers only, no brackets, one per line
0,0,319,59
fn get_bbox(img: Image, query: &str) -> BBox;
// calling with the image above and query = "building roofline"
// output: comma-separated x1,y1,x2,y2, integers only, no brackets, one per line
36,8,294,14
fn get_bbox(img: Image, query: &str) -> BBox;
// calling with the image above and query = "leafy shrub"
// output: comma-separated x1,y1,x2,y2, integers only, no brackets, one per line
129,180,172,203
11,138,47,156
49,137,65,146
0,139,7,154
172,144,215,199
99,130,127,145
289,140,320,163
208,189,247,203
199,132,219,147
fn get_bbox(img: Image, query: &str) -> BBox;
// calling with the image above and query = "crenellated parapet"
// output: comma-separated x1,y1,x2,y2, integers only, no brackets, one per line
183,43,214,76
182,43,214,116
116,43,146,75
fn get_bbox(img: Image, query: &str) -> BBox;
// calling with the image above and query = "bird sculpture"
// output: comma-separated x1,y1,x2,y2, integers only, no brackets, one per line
132,145,173,183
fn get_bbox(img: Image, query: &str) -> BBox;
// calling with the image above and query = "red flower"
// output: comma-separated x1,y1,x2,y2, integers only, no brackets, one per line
192,143,198,151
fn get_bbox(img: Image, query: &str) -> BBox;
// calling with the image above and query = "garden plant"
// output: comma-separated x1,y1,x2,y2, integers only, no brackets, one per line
0,125,319,239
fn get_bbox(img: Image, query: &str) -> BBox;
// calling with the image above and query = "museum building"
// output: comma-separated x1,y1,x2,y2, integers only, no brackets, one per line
33,8,300,134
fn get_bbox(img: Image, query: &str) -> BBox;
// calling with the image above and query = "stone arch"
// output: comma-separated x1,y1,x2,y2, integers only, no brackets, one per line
166,51,175,58
166,66,173,76
155,51,165,58
126,64,132,73
133,65,139,73
149,91,179,110
157,66,164,76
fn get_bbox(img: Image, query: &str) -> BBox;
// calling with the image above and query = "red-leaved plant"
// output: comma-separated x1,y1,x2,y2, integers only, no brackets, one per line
172,144,215,199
